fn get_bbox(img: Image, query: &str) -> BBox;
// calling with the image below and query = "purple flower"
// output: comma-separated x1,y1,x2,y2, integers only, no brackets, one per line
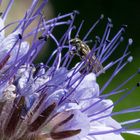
0,1,139,140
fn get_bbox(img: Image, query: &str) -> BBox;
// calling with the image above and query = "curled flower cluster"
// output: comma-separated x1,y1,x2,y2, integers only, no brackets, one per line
0,1,140,140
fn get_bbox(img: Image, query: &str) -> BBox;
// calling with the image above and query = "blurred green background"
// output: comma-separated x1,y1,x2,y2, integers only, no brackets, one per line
2,0,140,140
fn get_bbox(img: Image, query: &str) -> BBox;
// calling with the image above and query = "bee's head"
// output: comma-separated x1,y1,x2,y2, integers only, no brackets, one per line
70,38,82,50
69,38,82,56
69,38,81,45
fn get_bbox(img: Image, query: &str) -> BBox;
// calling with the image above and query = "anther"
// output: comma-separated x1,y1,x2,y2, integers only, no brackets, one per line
120,37,124,42
136,82,140,87
85,39,93,44
107,18,113,28
67,20,72,25
100,14,104,20
38,35,48,41
73,10,80,15
109,24,113,28
71,10,79,20
127,56,133,63
107,17,112,23
121,24,127,33
121,24,128,29
18,34,22,39
95,36,101,43
38,36,44,40
128,38,133,45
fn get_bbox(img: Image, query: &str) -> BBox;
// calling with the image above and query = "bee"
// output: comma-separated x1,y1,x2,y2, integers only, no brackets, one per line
69,38,104,74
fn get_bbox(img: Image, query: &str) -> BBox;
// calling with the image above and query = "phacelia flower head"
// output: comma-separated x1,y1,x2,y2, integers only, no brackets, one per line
0,1,140,140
